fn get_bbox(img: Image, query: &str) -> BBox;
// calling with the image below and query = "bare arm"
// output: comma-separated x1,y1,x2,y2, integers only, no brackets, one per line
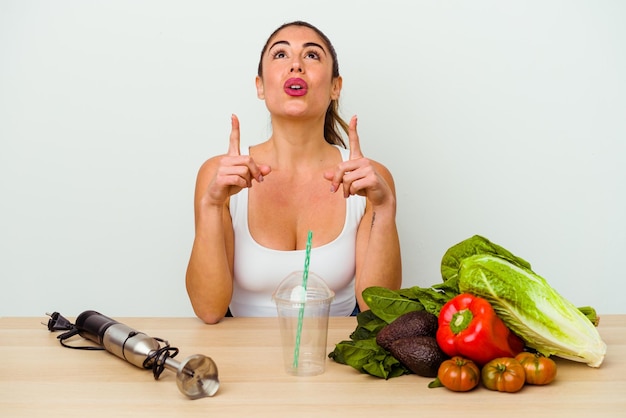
185,115,271,324
354,163,402,310
185,158,235,324
325,115,402,310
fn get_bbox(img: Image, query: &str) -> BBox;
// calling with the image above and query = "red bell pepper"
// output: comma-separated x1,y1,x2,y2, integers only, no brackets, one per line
436,293,524,366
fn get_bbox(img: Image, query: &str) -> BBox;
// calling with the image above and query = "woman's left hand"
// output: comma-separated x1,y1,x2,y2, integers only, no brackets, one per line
324,115,393,207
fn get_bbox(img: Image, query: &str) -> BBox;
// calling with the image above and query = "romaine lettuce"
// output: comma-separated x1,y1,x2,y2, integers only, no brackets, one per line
458,253,607,367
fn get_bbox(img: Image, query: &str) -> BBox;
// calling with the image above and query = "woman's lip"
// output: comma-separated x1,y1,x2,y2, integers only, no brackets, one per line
283,77,308,96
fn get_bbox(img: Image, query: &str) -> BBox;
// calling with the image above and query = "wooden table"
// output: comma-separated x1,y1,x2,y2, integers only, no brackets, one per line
1,315,625,417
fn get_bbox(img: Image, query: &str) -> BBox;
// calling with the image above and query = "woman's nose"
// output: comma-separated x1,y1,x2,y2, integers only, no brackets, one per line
290,61,303,73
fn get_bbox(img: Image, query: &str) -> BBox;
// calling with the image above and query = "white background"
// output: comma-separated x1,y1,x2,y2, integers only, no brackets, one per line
1,0,624,317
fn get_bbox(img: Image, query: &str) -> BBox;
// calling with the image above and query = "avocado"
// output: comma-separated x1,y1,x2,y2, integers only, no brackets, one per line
376,310,438,351
388,335,447,377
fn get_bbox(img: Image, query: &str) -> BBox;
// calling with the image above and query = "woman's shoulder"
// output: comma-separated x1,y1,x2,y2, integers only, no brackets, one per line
371,158,393,177
196,154,225,179
373,159,395,191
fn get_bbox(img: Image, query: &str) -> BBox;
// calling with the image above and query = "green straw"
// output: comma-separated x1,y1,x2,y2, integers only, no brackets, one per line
293,230,313,369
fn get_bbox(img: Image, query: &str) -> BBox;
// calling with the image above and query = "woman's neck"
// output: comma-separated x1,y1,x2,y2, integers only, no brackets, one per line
261,116,334,171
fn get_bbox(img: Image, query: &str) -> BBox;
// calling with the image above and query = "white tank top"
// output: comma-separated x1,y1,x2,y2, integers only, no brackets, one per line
228,146,366,317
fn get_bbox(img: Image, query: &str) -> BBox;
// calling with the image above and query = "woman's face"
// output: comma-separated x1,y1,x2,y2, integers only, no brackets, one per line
256,25,341,120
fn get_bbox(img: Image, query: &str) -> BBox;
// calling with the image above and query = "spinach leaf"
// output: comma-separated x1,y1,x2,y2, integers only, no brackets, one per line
362,286,424,324
431,274,460,298
328,338,409,379
329,309,411,379
349,309,387,341
402,286,453,316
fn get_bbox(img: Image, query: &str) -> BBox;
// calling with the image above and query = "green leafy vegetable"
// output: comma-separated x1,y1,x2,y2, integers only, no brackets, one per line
577,306,600,327
328,310,409,379
362,287,424,323
440,236,599,323
398,287,450,317
441,235,532,282
457,253,607,367
349,309,388,341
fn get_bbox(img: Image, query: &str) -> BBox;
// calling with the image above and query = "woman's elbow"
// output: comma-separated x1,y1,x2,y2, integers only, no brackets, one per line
193,306,227,325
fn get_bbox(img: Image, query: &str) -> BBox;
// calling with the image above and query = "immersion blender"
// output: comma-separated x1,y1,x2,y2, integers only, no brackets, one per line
73,310,219,399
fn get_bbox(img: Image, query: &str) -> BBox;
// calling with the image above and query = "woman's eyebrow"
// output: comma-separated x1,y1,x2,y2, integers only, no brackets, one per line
268,40,327,55
269,40,290,51
303,42,327,54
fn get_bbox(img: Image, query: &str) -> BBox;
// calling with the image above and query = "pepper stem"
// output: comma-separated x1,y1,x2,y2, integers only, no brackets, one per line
450,309,473,334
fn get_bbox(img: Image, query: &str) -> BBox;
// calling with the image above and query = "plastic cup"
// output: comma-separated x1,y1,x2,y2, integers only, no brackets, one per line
272,271,335,376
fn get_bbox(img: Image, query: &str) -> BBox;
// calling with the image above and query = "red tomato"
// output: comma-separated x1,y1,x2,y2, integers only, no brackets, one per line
515,352,557,385
481,357,526,393
437,356,480,392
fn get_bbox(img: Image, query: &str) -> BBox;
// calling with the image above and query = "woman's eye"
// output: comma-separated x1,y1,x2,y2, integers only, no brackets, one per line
272,50,287,59
305,51,320,60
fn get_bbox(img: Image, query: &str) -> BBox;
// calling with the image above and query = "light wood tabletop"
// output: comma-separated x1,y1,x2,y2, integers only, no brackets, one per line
1,314,625,417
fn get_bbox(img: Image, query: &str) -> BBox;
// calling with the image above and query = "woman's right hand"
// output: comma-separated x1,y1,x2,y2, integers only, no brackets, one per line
202,114,271,207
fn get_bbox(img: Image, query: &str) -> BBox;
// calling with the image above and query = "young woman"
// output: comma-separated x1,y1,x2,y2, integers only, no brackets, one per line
186,21,401,323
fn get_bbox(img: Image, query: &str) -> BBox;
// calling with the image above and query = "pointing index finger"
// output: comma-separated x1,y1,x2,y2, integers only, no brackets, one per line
228,114,241,156
348,115,363,160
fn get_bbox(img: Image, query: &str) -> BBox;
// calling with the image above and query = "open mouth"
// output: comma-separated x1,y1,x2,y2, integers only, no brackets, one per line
284,78,308,96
